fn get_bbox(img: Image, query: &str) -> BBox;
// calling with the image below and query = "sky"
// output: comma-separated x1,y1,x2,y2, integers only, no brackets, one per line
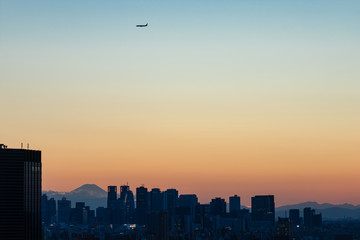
1,0,359,206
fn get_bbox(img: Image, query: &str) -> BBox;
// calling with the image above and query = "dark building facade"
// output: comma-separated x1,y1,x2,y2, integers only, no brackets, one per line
58,197,71,224
303,207,314,229
96,207,111,224
158,211,169,240
178,194,198,221
120,184,135,223
0,145,42,240
107,186,122,225
42,194,56,225
210,197,226,217
275,217,293,240
229,195,241,216
108,186,117,202
251,195,275,222
304,207,322,229
70,202,92,225
289,209,300,228
136,186,148,226
150,188,163,212
164,188,178,218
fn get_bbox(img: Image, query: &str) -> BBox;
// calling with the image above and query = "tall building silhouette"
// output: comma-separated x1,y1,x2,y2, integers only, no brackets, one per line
304,207,322,229
178,194,198,221
251,195,275,222
289,209,300,228
150,188,163,212
58,197,71,224
107,186,117,203
0,145,42,240
70,202,89,225
158,211,169,240
313,212,322,228
42,194,56,225
164,189,178,217
178,194,198,209
107,186,121,225
163,188,178,231
96,206,111,225
229,195,241,216
120,184,135,223
303,207,314,229
275,217,293,240
210,197,226,216
136,186,148,226
42,194,50,225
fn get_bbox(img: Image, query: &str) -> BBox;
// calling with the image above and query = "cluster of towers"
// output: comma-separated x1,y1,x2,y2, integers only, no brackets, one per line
106,185,135,224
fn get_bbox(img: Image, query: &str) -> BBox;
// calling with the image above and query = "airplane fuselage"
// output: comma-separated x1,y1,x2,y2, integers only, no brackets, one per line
136,23,148,27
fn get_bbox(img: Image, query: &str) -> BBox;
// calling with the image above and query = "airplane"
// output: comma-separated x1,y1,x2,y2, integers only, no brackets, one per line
136,23,148,27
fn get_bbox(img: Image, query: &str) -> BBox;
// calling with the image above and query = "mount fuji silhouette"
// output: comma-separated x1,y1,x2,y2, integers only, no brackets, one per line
43,184,107,209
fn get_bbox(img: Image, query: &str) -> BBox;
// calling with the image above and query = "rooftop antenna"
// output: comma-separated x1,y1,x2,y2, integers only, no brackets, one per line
21,143,23,149
27,143,29,150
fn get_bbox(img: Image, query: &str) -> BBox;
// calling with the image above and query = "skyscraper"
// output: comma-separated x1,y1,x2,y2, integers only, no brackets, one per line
275,217,293,240
42,194,50,225
120,185,130,200
107,186,121,225
303,207,314,229
150,188,163,212
58,197,71,224
289,209,300,228
70,202,88,225
178,194,198,209
178,194,198,221
303,207,322,229
229,195,241,216
48,198,56,224
120,184,135,223
313,213,322,228
0,144,42,240
210,197,226,217
158,211,169,240
164,189,178,217
96,207,111,225
251,195,275,223
136,186,148,226
107,186,117,203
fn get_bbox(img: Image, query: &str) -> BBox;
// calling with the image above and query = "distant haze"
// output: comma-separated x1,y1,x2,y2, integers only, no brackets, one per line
1,0,360,206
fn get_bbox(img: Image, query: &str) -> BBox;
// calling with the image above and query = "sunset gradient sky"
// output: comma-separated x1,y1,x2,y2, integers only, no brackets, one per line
1,0,359,206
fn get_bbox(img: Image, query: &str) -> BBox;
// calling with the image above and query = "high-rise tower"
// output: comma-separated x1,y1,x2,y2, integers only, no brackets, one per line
107,186,121,225
136,186,148,226
251,195,275,223
0,144,42,240
58,197,71,224
229,195,241,216
120,184,135,223
164,189,178,218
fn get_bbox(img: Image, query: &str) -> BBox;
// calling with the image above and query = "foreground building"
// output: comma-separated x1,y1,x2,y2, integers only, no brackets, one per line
0,144,42,240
